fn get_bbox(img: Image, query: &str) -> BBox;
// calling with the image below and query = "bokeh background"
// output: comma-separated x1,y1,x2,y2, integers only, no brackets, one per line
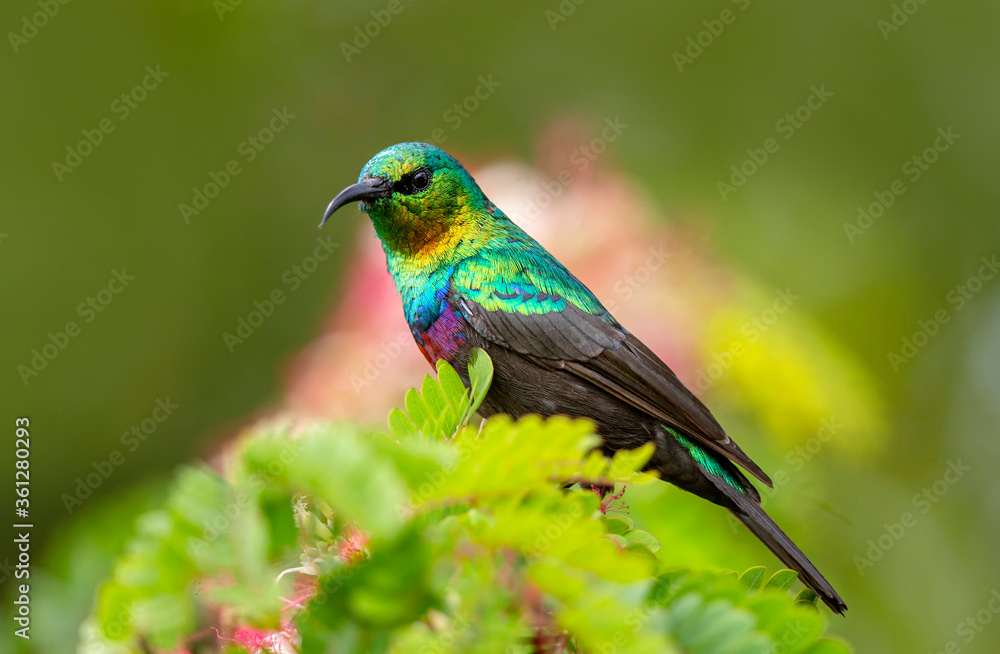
3,0,1000,651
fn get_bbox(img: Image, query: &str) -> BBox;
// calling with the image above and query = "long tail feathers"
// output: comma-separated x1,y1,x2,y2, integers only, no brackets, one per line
667,428,846,613
728,489,847,615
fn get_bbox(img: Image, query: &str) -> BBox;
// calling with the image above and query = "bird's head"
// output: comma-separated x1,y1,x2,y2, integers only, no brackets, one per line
321,142,496,257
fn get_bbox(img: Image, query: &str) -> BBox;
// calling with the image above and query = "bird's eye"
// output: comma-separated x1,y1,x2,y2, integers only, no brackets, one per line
392,168,432,196
411,169,431,192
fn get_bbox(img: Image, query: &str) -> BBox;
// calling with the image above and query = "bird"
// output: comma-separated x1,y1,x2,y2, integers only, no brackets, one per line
320,142,846,614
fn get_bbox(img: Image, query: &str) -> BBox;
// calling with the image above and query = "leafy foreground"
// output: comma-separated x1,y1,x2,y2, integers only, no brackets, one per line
82,350,851,653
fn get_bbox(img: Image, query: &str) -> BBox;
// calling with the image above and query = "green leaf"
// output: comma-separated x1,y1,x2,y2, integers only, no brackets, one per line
79,350,854,654
388,407,419,441
623,529,661,553
133,593,195,649
763,569,799,593
421,373,452,428
739,566,766,591
794,588,819,607
399,357,487,439
341,525,436,628
676,598,756,653
624,542,658,563
467,348,493,415
605,533,628,547
436,358,470,415
282,426,408,539
603,516,633,535
405,388,436,435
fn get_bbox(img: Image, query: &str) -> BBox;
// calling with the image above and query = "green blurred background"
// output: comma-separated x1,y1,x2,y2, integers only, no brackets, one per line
3,0,999,651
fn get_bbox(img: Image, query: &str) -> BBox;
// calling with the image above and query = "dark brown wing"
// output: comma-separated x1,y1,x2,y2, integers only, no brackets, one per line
455,295,623,360
454,294,773,487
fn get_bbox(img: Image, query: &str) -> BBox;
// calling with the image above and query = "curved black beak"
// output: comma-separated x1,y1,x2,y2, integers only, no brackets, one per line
319,176,391,227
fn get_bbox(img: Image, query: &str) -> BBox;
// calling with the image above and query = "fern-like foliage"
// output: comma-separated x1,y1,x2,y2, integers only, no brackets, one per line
82,349,850,654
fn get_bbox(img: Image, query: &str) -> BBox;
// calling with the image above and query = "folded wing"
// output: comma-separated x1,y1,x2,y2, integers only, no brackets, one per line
452,288,773,488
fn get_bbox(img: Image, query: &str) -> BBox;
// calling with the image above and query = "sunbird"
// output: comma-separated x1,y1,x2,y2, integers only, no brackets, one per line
320,142,846,614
